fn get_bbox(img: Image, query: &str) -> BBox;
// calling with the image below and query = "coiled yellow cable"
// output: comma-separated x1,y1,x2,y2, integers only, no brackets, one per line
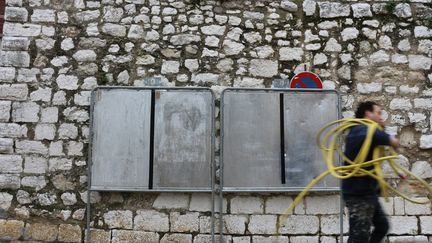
277,118,432,232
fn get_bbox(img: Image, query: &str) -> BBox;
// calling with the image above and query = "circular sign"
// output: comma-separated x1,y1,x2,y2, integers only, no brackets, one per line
290,72,323,89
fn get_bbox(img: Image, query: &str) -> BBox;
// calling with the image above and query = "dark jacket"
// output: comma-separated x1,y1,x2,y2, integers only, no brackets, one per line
342,124,390,196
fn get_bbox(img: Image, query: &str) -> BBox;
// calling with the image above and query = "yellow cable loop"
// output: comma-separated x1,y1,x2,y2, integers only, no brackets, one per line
277,118,432,233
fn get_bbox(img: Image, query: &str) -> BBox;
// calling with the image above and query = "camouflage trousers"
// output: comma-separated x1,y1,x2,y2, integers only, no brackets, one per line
344,195,389,243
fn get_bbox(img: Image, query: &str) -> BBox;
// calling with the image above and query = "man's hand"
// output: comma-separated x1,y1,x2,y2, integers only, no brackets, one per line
390,136,400,149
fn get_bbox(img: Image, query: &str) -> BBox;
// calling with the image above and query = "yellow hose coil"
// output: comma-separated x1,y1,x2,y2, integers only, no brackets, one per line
277,118,432,232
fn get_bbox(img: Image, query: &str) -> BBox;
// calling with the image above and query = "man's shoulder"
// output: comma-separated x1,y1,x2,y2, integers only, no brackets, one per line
348,124,368,135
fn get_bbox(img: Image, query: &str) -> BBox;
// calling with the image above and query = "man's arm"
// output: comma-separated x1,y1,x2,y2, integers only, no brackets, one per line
377,123,399,149
389,136,400,149
373,129,399,149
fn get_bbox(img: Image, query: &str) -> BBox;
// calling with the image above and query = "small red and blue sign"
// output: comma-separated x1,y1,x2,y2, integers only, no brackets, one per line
290,72,323,89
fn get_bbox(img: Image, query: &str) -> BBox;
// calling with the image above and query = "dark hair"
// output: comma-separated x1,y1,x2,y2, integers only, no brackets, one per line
355,101,378,118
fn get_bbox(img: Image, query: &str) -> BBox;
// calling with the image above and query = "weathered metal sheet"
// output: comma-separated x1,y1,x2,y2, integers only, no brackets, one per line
222,91,282,189
283,91,339,188
90,89,151,190
221,89,340,191
153,90,213,190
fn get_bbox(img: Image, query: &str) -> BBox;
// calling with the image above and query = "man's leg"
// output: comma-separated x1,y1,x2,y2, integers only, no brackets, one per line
369,198,390,243
344,196,375,243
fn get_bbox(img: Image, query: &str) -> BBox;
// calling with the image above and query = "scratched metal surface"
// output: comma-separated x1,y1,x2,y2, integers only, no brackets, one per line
91,89,151,190
283,92,339,188
153,90,213,190
221,89,340,191
222,91,282,189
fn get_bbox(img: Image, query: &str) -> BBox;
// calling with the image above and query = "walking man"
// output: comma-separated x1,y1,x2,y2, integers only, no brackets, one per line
343,101,400,243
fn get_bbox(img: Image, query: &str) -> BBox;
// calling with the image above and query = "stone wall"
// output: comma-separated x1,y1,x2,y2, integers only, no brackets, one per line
0,0,431,242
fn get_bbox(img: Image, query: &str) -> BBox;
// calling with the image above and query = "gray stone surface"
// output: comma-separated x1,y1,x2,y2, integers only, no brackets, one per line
249,59,278,78
134,210,169,232
104,210,133,229
318,2,350,18
279,47,303,61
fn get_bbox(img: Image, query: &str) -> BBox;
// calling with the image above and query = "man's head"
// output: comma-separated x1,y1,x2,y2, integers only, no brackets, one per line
355,101,385,126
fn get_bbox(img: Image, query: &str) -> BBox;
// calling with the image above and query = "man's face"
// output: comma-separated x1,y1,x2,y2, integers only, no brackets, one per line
365,105,385,127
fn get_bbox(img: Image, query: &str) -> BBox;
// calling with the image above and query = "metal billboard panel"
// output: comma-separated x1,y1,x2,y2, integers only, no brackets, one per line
153,90,213,190
221,89,340,192
222,91,282,189
90,89,151,190
283,91,339,188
